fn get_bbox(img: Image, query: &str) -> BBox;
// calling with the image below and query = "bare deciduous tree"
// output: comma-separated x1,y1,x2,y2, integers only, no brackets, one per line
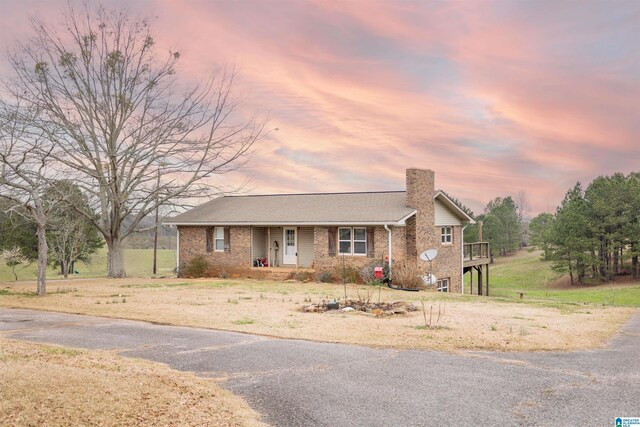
46,180,104,278
516,190,528,222
4,4,264,277
0,102,55,295
0,247,29,281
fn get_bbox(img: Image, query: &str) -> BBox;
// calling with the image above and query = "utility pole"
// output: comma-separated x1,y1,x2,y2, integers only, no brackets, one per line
152,166,160,275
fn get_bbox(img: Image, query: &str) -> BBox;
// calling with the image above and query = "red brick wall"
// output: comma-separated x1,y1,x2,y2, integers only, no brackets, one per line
178,226,251,271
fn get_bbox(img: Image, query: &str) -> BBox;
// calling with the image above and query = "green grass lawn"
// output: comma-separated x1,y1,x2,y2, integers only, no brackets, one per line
0,247,176,282
470,250,640,307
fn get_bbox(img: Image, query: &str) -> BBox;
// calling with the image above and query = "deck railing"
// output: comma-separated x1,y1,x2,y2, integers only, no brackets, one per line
463,242,490,261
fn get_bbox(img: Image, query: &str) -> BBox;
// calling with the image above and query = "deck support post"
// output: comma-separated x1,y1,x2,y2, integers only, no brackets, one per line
486,264,489,296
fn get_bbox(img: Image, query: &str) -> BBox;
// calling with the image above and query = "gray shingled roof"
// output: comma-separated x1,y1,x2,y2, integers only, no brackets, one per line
165,191,417,225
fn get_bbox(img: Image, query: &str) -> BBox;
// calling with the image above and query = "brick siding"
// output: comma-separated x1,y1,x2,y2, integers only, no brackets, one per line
178,226,251,271
177,168,463,291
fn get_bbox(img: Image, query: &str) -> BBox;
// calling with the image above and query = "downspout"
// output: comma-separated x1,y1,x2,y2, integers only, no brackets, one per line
176,227,180,277
461,224,468,294
384,224,392,284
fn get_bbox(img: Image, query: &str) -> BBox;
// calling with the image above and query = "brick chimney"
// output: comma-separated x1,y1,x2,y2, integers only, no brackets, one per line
406,168,436,258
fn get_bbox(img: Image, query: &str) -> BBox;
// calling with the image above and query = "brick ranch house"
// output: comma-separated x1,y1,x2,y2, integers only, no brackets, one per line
166,168,475,293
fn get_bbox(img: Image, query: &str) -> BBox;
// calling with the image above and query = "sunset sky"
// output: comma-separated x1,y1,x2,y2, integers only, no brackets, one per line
1,0,639,216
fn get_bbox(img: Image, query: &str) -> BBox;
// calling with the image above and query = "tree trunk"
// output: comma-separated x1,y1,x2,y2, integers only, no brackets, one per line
633,255,638,280
568,253,574,286
36,224,48,296
107,238,126,278
62,259,70,279
599,239,606,280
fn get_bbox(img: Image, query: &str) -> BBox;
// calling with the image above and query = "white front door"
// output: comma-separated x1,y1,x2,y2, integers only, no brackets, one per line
283,227,297,265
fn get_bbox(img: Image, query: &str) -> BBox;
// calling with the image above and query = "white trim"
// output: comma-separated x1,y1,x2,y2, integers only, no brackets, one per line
338,227,367,256
338,227,352,255
164,220,410,227
282,227,297,265
437,278,449,292
214,226,225,252
267,227,271,268
384,224,392,281
433,191,475,224
396,209,417,225
441,226,453,244
353,227,367,255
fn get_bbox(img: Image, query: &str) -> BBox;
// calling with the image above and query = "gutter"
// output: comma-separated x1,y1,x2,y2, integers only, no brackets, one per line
384,224,392,284
163,220,412,227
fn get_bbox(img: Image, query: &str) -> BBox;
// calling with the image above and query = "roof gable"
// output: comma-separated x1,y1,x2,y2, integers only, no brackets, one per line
433,191,475,224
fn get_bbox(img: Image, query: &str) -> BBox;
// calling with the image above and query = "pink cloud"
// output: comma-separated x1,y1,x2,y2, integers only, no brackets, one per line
2,0,639,216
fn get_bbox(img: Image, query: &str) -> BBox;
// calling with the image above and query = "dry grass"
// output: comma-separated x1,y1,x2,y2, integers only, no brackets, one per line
0,277,635,352
0,337,266,427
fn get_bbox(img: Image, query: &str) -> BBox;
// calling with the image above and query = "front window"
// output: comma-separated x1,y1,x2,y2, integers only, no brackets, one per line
338,227,352,254
214,227,224,251
338,227,366,255
437,278,449,292
353,227,366,255
441,226,452,244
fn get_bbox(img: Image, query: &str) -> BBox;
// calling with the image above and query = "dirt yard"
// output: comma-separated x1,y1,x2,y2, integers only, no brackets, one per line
0,337,265,427
0,277,635,352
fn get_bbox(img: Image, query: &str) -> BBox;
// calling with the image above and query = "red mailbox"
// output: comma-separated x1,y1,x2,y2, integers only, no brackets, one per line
374,266,384,279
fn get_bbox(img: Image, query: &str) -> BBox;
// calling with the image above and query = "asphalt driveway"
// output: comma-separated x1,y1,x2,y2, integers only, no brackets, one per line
1,308,638,426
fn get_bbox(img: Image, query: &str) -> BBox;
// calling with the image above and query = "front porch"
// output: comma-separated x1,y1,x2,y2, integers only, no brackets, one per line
251,226,314,268
249,266,316,281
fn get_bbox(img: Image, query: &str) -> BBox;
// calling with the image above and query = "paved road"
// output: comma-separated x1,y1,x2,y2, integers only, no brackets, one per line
1,308,638,426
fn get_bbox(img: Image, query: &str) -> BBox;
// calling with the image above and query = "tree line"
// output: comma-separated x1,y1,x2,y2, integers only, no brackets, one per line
0,182,103,279
447,192,526,258
529,173,640,285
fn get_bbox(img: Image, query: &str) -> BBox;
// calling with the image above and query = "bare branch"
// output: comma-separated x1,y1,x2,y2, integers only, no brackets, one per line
3,4,265,276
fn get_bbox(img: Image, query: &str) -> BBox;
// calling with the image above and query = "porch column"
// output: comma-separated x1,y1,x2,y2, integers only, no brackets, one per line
267,228,271,267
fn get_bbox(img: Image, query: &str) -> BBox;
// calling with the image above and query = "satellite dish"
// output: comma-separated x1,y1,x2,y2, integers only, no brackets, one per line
422,274,438,286
420,249,438,261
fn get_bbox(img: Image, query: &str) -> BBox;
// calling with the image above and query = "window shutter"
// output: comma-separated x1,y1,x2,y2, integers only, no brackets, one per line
366,227,375,258
224,227,231,253
328,227,337,257
206,227,213,252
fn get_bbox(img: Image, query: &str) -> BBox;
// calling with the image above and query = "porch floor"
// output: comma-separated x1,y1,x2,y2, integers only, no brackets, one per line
250,266,315,281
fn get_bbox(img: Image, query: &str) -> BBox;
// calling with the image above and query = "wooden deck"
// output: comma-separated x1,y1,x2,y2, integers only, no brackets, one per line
463,242,490,296
463,242,490,268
